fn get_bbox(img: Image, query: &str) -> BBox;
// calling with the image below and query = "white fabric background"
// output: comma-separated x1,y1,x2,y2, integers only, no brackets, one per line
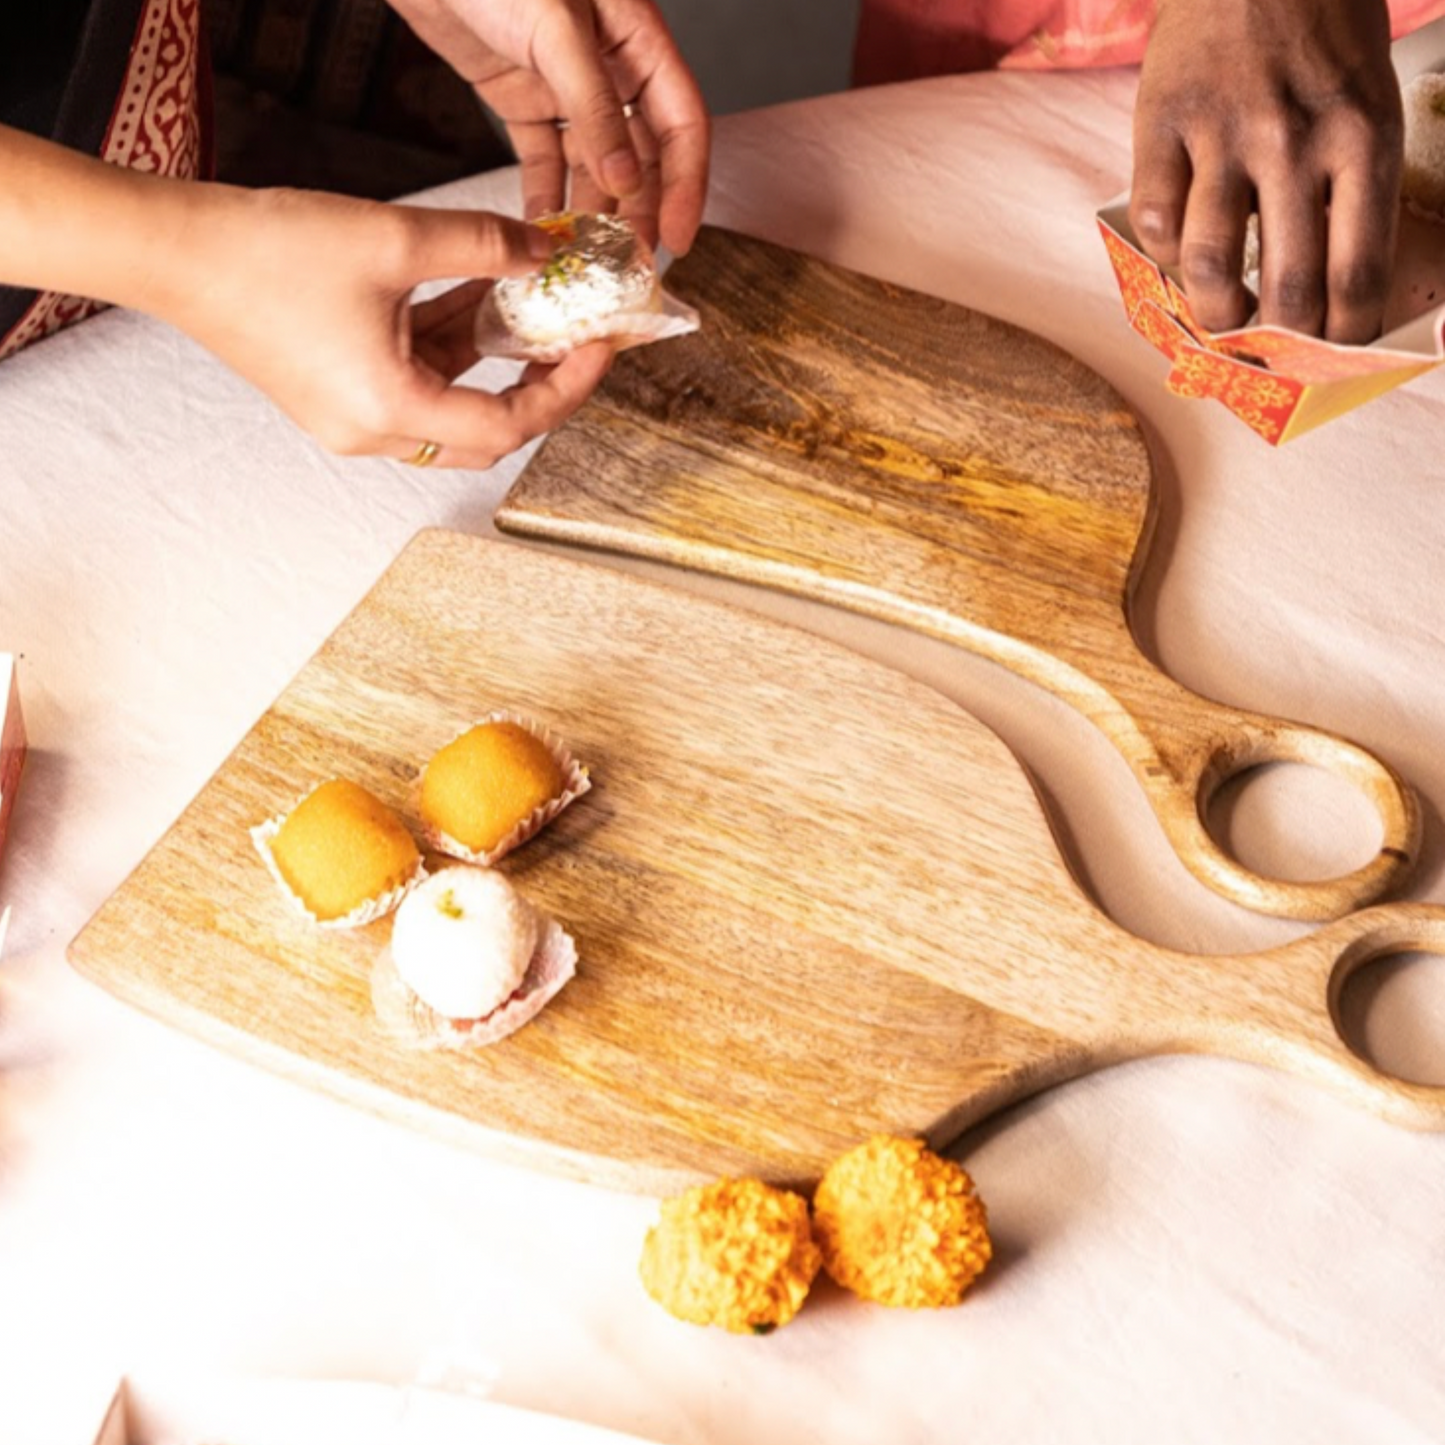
2,49,1444,1445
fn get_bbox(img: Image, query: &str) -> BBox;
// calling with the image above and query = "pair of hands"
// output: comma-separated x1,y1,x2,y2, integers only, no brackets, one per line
203,0,1405,468
175,0,708,471
1131,0,1402,345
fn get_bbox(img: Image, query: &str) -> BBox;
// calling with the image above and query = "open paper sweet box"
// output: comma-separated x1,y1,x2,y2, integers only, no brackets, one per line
1097,200,1445,444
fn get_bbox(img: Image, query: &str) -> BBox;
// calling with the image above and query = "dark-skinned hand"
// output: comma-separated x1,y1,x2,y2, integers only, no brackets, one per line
1131,0,1403,342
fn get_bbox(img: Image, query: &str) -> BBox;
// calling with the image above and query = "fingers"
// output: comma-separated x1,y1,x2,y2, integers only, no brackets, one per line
598,10,709,254
1321,114,1402,344
509,121,571,220
390,341,615,470
1177,150,1255,334
1255,150,1327,336
1130,0,1401,342
1129,125,1190,269
392,205,554,284
654,105,710,255
535,3,643,201
411,279,492,382
626,49,710,255
1133,123,1400,342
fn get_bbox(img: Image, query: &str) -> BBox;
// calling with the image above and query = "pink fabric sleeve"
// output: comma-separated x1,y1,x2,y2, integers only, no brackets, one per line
853,0,1445,84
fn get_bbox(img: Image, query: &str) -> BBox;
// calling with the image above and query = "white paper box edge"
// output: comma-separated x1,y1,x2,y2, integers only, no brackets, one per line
99,1376,673,1445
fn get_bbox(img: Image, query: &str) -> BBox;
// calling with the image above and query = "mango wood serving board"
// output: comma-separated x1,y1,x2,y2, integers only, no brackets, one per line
67,533,1445,1193
497,227,1419,923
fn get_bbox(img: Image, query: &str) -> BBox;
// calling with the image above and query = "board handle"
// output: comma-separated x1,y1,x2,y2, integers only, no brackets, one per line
1116,690,1423,922
1148,902,1445,1130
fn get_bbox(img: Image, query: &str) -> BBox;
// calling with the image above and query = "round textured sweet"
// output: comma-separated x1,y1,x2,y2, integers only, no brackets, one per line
1403,72,1445,220
493,211,659,347
390,865,539,1020
639,1177,821,1334
420,720,566,854
268,779,420,922
812,1135,992,1308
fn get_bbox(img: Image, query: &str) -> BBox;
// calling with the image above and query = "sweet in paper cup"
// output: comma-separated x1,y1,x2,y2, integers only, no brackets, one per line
417,710,590,866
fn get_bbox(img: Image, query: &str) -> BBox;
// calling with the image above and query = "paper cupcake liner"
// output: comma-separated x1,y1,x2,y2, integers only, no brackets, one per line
251,788,427,931
419,710,591,865
370,909,578,1051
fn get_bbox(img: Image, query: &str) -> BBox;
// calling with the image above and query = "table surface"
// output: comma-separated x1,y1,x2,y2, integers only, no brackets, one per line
4,41,1445,1445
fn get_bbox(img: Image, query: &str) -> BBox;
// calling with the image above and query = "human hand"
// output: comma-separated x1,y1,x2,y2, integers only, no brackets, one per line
388,0,710,256
153,186,614,469
1130,0,1402,343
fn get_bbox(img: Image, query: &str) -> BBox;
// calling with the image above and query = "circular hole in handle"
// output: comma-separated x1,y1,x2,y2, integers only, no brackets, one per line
1206,761,1383,883
1337,951,1445,1088
1188,723,1421,919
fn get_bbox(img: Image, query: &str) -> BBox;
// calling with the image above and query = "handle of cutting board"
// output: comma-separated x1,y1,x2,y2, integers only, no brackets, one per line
1136,706,1421,922
1144,902,1445,1130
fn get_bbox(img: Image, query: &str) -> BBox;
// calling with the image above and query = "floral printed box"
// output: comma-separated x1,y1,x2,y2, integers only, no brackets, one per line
1097,199,1445,445
0,654,24,871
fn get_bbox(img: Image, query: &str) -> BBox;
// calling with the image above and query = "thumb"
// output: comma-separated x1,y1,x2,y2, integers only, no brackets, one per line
392,207,557,284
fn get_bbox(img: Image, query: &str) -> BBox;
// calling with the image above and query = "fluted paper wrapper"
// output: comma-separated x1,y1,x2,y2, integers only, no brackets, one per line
251,786,426,930
419,710,590,865
371,910,578,1050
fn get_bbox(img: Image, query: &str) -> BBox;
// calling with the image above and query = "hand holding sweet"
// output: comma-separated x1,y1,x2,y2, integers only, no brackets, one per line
150,186,614,470
1130,0,1402,343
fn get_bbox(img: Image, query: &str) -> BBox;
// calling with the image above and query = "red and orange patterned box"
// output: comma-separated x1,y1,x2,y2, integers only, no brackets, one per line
1097,200,1445,445
1,654,26,870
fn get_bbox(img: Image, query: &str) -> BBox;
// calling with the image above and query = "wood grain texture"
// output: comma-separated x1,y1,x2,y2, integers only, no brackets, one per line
67,534,1445,1194
496,227,1420,922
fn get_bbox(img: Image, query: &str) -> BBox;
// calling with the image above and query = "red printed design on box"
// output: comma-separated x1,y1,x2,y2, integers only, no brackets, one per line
1097,205,1445,444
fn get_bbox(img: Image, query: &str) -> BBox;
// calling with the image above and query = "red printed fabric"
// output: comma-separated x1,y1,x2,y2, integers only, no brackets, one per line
0,0,210,362
854,0,1445,83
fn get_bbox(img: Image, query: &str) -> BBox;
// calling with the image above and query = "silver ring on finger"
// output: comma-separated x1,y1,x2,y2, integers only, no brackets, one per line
553,101,638,131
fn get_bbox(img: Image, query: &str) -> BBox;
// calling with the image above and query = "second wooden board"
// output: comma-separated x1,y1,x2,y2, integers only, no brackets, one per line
497,226,1419,922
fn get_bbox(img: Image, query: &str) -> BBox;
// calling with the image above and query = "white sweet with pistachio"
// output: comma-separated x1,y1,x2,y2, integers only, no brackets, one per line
493,211,658,346
390,866,539,1020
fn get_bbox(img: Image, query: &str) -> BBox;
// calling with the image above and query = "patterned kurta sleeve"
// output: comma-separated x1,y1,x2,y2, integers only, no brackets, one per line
0,0,211,361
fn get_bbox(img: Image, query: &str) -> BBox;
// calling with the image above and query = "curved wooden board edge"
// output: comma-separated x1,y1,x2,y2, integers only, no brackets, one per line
496,225,1422,921
1118,901,1445,1133
64,532,1445,1198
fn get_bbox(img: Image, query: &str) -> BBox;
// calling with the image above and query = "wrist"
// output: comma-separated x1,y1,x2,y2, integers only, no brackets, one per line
0,123,253,325
121,174,252,326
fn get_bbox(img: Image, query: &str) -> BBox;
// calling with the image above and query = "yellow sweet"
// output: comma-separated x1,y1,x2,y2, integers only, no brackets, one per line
420,720,565,854
812,1135,992,1309
639,1177,821,1334
268,779,420,922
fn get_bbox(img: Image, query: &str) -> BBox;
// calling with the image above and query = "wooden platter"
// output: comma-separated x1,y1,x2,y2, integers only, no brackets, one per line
497,226,1420,923
67,533,1445,1194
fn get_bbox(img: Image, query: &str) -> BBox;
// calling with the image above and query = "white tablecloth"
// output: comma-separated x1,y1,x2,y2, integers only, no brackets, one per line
3,45,1445,1445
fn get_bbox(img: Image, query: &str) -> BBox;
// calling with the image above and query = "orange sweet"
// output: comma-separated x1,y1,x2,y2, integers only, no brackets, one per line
268,778,420,922
420,721,565,854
